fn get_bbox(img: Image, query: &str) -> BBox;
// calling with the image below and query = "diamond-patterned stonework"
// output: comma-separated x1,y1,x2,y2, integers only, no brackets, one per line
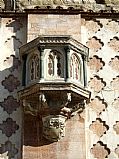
0,141,18,159
87,36,104,52
88,55,105,72
85,20,102,33
113,121,119,135
88,97,107,115
111,76,119,91
106,20,119,34
90,118,109,137
0,118,19,137
2,75,20,92
89,76,106,92
112,97,119,110
0,96,19,114
108,37,119,52
91,141,110,159
4,55,21,72
109,56,119,72
115,145,119,158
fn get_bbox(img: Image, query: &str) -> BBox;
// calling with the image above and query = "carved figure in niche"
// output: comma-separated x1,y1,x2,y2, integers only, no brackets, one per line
42,115,67,142
29,54,39,81
70,53,80,80
47,50,63,78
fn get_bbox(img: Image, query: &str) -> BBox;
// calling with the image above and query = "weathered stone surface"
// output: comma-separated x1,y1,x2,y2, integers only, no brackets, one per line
27,14,81,42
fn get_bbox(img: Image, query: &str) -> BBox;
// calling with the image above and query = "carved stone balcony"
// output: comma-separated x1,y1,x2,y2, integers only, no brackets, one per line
18,35,90,141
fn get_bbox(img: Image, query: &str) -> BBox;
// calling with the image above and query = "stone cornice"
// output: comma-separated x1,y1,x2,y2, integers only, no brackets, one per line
20,35,89,57
18,82,91,100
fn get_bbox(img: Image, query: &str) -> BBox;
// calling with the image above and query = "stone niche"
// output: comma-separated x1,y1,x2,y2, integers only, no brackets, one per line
18,35,90,141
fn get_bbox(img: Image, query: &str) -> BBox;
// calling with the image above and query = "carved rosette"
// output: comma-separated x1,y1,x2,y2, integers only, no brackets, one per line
42,115,67,142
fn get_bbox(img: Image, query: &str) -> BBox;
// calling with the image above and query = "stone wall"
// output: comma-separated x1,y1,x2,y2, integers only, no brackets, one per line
0,11,119,159
0,17,27,159
81,18,119,159
27,14,81,42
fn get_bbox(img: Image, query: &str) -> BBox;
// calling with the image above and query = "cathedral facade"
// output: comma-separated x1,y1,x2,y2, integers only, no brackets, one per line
0,0,119,159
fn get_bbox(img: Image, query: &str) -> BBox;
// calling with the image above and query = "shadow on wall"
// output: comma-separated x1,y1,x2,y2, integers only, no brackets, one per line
0,17,27,159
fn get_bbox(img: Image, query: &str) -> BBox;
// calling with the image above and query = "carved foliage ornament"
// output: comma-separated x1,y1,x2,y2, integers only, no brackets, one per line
42,115,67,142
